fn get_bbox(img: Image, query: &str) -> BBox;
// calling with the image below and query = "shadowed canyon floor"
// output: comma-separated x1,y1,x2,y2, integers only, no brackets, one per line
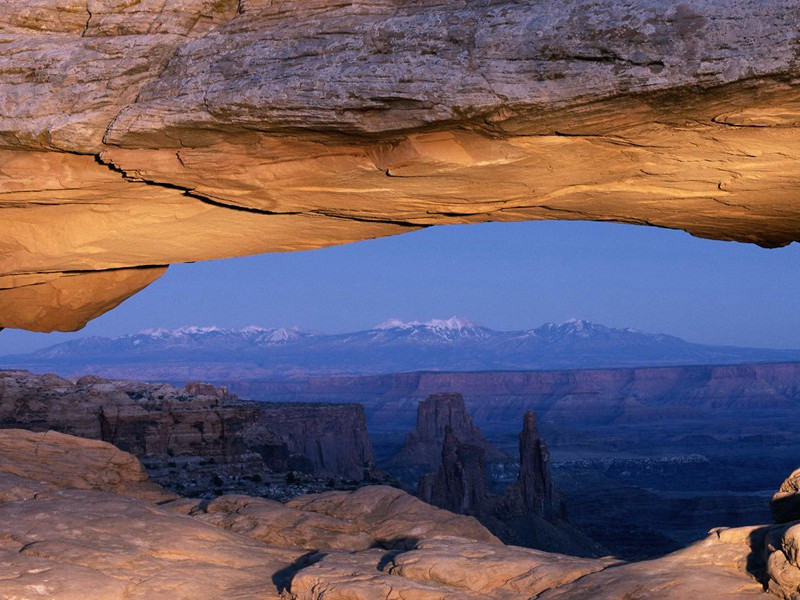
3,428,800,599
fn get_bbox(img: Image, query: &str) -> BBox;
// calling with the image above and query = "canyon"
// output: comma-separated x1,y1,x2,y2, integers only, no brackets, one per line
216,363,800,559
410,395,602,557
0,370,376,497
0,1,799,332
2,1,800,597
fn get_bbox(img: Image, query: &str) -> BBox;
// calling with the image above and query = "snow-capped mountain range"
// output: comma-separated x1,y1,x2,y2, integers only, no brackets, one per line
3,317,800,380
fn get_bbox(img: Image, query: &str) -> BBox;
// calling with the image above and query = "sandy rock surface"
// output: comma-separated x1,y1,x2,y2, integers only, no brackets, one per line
0,428,174,502
1,0,798,331
1,428,796,599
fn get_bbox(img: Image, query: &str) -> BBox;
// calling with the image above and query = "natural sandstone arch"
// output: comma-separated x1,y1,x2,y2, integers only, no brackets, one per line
1,0,798,331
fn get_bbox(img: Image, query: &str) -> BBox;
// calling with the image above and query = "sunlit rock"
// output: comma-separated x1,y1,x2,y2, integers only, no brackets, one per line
0,0,798,331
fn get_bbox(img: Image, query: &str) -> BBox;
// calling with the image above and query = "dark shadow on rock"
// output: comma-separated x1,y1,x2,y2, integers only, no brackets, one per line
376,549,406,572
745,525,772,592
373,536,421,552
272,550,326,593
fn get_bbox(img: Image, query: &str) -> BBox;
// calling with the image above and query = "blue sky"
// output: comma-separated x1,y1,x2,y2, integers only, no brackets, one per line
1,219,798,354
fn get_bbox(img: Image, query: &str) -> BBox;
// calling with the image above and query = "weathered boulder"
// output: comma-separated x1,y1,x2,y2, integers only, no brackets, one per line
384,536,610,597
193,493,376,551
1,0,799,331
537,525,770,599
0,489,298,600
772,468,800,523
286,485,501,548
285,549,489,600
0,428,173,502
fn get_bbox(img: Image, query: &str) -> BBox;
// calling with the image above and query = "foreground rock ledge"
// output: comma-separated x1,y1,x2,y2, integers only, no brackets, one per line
0,428,794,599
1,0,799,331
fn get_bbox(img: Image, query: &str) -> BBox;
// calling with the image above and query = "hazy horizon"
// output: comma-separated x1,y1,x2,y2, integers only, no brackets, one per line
1,220,798,354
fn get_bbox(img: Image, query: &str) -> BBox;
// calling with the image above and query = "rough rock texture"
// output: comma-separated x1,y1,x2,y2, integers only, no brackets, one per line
393,393,506,473
1,427,797,599
258,403,374,480
0,370,375,490
286,485,501,549
1,0,799,331
260,363,800,432
772,468,800,524
0,489,298,600
384,537,611,598
538,525,771,599
418,426,490,516
417,408,598,556
499,411,564,521
0,428,173,502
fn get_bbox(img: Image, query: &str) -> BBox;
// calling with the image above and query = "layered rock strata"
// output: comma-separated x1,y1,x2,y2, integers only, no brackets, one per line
392,392,506,480
0,427,792,599
252,363,800,432
0,370,375,492
418,407,595,556
499,411,565,521
418,426,490,516
1,1,799,331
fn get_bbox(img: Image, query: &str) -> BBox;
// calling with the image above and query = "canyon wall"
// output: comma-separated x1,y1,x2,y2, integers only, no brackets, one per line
225,362,800,432
0,371,375,489
258,403,374,480
1,0,799,331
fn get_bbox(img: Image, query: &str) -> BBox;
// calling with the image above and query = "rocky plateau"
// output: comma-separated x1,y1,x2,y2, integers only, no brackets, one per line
0,0,799,332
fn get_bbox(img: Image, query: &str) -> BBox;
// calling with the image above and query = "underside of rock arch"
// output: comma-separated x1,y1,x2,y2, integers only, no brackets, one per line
1,0,799,331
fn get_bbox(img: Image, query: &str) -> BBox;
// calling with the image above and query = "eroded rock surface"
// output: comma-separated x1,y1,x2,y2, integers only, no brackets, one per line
0,428,173,502
772,468,800,524
286,485,501,548
1,1,799,331
0,370,376,493
0,428,794,599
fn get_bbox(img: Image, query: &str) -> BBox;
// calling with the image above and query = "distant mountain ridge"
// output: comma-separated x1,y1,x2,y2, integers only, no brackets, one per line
3,317,800,381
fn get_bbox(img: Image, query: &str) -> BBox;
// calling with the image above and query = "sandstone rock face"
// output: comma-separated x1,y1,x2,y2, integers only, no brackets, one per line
259,403,374,480
393,393,506,475
286,485,501,548
1,0,799,331
418,426,490,516
773,468,800,524
0,370,376,490
0,427,788,599
0,489,298,600
0,428,173,502
384,537,611,598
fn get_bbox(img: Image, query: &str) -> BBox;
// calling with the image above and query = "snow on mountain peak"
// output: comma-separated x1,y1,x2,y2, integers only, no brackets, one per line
425,316,477,331
374,318,415,330
373,316,479,332
264,327,303,342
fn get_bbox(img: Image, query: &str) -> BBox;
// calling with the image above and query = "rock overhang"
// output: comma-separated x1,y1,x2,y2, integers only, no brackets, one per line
0,0,798,331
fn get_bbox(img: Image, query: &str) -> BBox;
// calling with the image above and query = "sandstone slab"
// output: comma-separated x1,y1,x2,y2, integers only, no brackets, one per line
0,1,798,331
0,489,297,600
0,428,173,502
286,485,501,548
